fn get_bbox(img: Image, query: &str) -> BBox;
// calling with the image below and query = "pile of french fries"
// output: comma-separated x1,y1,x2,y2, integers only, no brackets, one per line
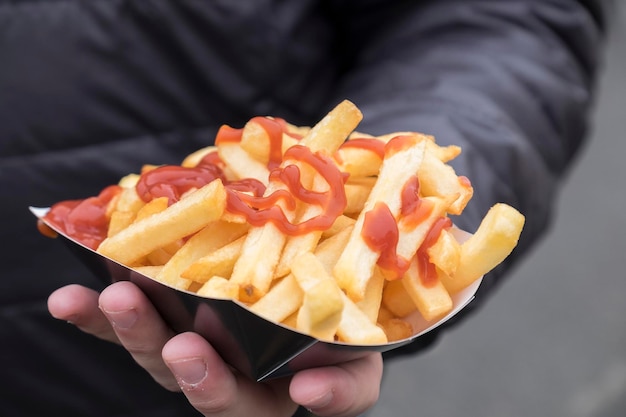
86,100,524,345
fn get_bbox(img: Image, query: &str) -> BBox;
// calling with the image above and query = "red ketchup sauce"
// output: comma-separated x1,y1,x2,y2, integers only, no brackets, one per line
338,138,386,159
362,202,410,280
414,216,452,287
227,145,347,234
43,185,122,250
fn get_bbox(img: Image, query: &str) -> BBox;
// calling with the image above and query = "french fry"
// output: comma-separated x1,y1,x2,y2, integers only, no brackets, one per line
401,257,453,322
336,293,388,345
427,228,461,277
196,276,239,300
356,267,386,324
440,203,525,293
134,196,169,222
238,118,298,166
97,180,227,265
343,179,375,215
378,318,413,342
249,274,303,324
382,279,418,318
107,210,136,238
418,149,473,215
181,145,217,168
217,142,270,184
334,138,427,301
291,252,344,341
299,99,362,153
131,265,163,279
156,221,248,290
181,235,247,282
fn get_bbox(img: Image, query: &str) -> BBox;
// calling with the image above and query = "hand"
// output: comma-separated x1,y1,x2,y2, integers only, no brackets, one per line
48,281,383,417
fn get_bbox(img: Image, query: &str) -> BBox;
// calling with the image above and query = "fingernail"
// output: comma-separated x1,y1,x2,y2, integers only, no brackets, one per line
101,308,138,329
168,358,208,386
305,390,334,410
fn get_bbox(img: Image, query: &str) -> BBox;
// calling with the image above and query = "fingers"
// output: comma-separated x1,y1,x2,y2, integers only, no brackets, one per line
162,332,298,417
47,284,119,344
98,281,179,391
290,353,383,417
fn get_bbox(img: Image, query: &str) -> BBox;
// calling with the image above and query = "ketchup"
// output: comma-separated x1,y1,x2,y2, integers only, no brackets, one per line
43,185,122,250
226,145,347,234
136,164,225,205
339,138,386,159
361,202,410,280
415,217,452,287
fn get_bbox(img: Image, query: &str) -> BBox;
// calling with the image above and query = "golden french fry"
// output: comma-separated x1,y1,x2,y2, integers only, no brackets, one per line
343,180,375,215
377,306,395,324
196,276,240,300
336,293,388,345
334,142,384,178
418,148,473,215
334,138,427,301
396,195,455,262
217,142,270,184
108,183,144,222
239,118,274,165
281,311,299,329
299,99,362,154
401,257,453,322
313,225,353,274
356,267,386,324
145,247,174,266
131,265,163,279
424,141,461,163
378,318,413,342
249,274,303,324
440,203,525,293
230,220,288,303
296,278,344,341
182,234,247,282
291,252,344,341
321,215,356,239
382,279,418,318
117,173,141,189
427,228,461,277
107,210,136,237
97,180,227,265
239,118,299,166
181,145,217,168
156,221,248,290
134,196,169,222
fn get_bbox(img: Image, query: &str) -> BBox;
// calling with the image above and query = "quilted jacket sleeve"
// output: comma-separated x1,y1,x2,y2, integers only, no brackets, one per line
325,0,608,352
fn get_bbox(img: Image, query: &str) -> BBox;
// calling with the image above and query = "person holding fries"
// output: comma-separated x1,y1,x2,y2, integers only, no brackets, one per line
1,1,609,416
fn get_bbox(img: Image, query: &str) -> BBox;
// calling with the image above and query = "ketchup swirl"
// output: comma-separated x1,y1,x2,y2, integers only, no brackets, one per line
136,164,225,205
226,145,347,234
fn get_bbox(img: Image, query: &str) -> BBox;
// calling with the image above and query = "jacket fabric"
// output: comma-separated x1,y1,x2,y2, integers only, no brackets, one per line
0,0,606,416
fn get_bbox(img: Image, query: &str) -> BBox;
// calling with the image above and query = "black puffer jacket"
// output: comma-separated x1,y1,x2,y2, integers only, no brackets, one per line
0,1,607,416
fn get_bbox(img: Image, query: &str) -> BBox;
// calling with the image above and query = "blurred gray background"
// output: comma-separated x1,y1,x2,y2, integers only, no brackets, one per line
370,4,626,417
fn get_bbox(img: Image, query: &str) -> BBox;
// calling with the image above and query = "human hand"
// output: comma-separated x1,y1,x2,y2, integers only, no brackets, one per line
48,281,383,417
